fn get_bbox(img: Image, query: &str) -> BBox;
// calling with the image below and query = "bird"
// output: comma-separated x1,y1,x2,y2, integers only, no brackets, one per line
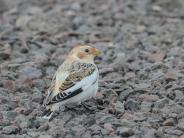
42,44,101,120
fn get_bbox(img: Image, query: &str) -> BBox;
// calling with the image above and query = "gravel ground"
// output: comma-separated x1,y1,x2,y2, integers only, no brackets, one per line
0,0,184,138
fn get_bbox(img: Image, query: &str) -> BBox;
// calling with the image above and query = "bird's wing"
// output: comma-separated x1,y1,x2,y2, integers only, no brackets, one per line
45,62,98,105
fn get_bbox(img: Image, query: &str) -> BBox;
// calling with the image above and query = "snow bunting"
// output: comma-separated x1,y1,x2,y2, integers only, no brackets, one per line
42,44,101,120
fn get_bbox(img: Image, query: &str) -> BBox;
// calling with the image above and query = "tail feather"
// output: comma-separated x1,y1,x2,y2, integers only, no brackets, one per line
42,108,55,120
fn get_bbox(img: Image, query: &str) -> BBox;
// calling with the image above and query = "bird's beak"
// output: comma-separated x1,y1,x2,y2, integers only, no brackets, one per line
93,48,101,56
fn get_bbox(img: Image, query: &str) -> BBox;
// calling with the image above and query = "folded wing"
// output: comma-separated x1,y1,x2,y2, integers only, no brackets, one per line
45,62,98,105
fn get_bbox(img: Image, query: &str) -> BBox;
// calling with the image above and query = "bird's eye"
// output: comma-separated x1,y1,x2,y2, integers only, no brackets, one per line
85,49,89,53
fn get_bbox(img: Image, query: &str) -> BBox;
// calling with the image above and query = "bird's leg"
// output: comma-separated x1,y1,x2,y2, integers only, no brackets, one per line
48,111,57,121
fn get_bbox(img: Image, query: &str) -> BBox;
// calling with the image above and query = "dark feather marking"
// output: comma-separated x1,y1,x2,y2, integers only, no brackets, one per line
58,62,95,92
59,82,75,91
46,87,83,105
59,93,64,98
63,92,67,96
62,88,83,101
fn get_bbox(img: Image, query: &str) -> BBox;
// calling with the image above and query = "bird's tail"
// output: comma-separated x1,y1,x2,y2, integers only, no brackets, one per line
42,107,55,120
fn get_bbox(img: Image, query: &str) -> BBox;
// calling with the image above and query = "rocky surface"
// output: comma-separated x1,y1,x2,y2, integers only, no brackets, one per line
0,0,184,137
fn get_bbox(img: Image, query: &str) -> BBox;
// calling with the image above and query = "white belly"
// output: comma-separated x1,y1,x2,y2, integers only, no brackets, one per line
68,82,98,104
60,81,98,106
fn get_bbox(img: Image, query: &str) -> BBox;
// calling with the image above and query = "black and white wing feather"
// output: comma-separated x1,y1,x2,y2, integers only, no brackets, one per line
45,62,98,105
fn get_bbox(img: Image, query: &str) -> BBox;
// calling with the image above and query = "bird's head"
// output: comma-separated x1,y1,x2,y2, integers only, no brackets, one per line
68,44,101,63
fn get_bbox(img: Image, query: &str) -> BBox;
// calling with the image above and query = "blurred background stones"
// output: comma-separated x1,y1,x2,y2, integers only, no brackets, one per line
0,0,184,137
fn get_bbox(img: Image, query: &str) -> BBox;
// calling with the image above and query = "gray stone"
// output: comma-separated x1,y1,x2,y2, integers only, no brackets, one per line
64,134,74,138
111,53,126,70
133,112,147,122
119,87,133,101
49,126,65,138
89,124,102,135
177,119,184,131
19,66,42,79
19,119,32,128
154,130,165,138
116,127,134,137
71,2,81,11
81,131,91,138
0,0,7,13
4,111,18,121
139,94,159,102
133,83,151,92
141,101,152,112
164,128,183,136
0,52,10,60
73,16,84,27
163,118,175,126
33,53,49,65
142,128,156,138
0,119,11,126
120,119,136,128
32,92,43,104
38,123,49,131
2,125,19,134
154,98,169,109
27,132,40,138
168,47,183,57
19,99,34,111
25,6,43,15
38,135,53,138
125,99,140,111
114,101,125,113
77,25,92,34
175,90,184,101
16,15,31,28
